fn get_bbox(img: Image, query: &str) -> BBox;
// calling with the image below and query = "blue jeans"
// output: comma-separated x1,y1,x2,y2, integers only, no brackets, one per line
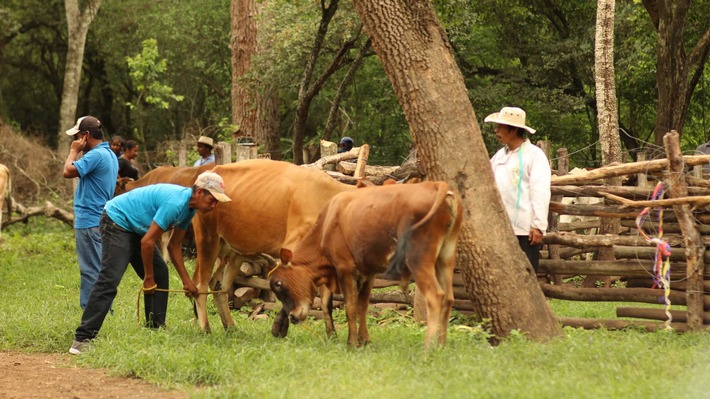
75,212,170,342
75,227,102,309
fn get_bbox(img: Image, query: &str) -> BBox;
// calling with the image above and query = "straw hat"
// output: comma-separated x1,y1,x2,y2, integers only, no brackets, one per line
484,107,536,134
197,136,214,147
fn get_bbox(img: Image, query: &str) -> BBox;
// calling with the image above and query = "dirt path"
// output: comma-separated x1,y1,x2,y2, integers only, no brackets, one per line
0,352,188,399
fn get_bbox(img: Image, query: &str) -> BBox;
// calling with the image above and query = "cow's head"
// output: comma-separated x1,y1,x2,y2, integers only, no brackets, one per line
114,177,134,196
268,248,333,325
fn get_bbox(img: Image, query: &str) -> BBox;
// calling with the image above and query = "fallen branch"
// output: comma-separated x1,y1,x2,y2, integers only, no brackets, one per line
2,197,74,228
303,147,361,169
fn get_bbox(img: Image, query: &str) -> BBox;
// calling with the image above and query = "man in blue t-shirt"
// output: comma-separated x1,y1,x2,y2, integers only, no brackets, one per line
63,116,119,309
69,172,231,355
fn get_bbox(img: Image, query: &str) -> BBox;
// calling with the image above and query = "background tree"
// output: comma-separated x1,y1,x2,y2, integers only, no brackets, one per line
124,39,184,147
1,1,709,167
230,0,281,158
352,0,560,341
57,0,102,157
586,0,623,288
642,0,710,145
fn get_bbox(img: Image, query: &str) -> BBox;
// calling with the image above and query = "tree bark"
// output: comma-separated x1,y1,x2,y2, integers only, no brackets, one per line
57,0,102,156
663,131,705,331
230,0,281,159
352,0,560,342
230,0,258,138
586,0,622,287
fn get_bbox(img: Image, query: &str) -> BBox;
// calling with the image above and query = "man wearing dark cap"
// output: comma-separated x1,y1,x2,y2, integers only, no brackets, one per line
63,116,119,309
338,136,354,153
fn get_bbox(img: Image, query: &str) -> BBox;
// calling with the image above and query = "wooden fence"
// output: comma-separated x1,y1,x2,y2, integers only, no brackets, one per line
233,132,710,333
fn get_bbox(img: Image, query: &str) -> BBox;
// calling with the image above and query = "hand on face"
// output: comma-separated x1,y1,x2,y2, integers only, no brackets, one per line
70,133,88,153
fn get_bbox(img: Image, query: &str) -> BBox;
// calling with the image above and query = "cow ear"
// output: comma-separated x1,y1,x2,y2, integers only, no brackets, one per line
280,248,292,264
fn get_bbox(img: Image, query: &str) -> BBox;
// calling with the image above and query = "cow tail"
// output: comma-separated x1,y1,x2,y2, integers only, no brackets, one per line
383,183,450,280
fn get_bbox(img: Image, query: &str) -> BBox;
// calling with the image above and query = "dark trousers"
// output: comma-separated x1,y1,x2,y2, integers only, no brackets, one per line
517,236,541,273
75,212,170,342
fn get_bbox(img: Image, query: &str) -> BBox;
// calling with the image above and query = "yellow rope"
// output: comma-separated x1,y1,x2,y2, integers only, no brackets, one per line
136,286,228,324
297,320,325,343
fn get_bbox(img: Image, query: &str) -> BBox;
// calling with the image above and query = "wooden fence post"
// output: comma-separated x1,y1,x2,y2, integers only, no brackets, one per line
548,147,568,285
353,144,370,179
636,150,647,188
320,140,338,171
236,142,258,162
663,130,705,331
178,143,187,167
214,142,231,165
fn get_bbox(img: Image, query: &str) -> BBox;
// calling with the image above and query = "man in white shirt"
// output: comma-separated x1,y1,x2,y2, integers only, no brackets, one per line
486,106,551,272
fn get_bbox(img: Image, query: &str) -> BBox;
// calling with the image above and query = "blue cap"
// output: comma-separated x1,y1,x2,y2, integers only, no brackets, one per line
338,137,354,153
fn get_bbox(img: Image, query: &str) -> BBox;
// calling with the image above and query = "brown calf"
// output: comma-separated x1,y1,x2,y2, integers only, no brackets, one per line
269,181,463,348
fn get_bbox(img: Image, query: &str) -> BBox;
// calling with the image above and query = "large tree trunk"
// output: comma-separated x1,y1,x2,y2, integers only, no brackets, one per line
57,0,102,156
586,0,623,288
230,0,281,159
642,0,710,145
230,0,258,139
352,0,560,342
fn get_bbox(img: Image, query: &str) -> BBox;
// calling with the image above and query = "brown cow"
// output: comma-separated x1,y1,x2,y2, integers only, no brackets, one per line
191,159,355,333
0,163,10,240
115,163,215,196
268,181,463,348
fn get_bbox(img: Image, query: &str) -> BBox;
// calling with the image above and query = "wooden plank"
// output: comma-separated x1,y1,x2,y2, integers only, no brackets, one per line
353,143,370,179
616,307,710,324
558,317,690,332
540,284,692,305
539,258,710,278
551,154,710,185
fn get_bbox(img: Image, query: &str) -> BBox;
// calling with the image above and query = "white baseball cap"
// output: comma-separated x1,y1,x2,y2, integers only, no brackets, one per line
195,172,231,202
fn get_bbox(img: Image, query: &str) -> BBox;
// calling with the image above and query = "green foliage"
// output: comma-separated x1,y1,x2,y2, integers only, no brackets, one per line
125,38,184,142
3,221,710,398
126,39,184,111
1,0,709,166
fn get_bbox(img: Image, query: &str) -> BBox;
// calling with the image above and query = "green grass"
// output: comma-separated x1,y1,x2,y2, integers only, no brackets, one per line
2,219,710,398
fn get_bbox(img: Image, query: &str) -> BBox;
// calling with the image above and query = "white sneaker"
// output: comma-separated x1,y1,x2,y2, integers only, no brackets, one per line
69,340,91,355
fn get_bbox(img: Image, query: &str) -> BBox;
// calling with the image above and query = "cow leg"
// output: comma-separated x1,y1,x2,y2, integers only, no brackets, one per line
411,254,446,349
192,217,222,333
209,247,240,330
355,275,375,345
159,231,171,263
339,271,361,347
434,238,457,346
319,286,336,337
